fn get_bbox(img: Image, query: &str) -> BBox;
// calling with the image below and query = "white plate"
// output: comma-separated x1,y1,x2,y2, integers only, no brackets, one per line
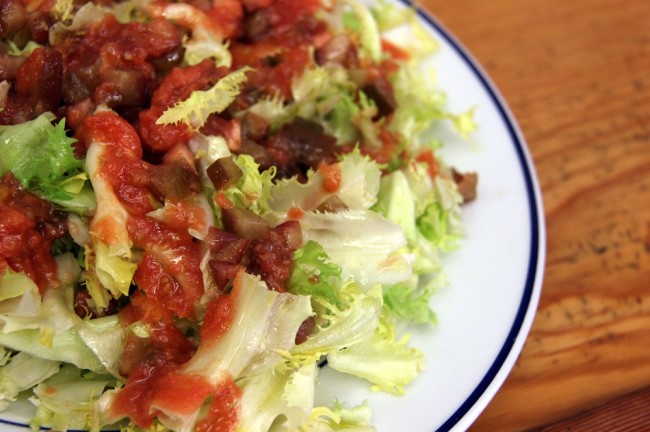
0,2,545,431
315,2,546,432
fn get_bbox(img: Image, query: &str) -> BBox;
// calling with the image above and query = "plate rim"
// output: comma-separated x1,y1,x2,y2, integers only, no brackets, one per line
402,2,546,431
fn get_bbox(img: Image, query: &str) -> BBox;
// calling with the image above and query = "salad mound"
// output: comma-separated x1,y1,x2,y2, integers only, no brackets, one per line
0,0,477,431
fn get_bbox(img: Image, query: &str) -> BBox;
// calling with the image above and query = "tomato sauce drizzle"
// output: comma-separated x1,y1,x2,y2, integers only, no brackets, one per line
195,377,242,432
80,110,214,426
111,321,198,427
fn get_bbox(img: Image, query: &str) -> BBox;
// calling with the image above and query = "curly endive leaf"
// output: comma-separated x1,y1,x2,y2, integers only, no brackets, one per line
156,67,252,130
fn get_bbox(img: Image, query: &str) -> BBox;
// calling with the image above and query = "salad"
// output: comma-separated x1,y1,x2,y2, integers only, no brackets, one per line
0,0,478,431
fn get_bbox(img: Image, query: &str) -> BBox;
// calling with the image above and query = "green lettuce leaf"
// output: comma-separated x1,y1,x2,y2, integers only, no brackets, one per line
124,271,313,431
294,401,376,432
343,0,381,63
0,113,93,213
225,154,276,215
289,283,382,366
0,268,40,312
417,176,464,252
0,285,124,374
382,275,437,326
0,258,124,376
83,134,137,308
29,364,114,432
245,93,294,131
289,240,342,306
327,311,424,395
266,150,381,214
373,170,417,242
326,91,361,144
237,362,317,431
183,31,232,68
0,352,60,411
371,0,438,60
389,64,477,151
297,210,412,287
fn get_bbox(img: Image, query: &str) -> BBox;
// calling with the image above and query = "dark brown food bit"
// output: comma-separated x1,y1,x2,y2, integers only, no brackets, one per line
0,53,26,81
204,220,302,293
26,10,52,44
248,221,302,292
295,316,316,344
238,138,275,169
208,260,244,291
149,158,202,202
317,195,347,213
149,44,185,75
95,68,151,108
263,117,337,178
452,168,479,203
0,0,27,39
221,206,271,240
361,76,397,119
206,156,243,191
240,111,269,141
243,9,271,42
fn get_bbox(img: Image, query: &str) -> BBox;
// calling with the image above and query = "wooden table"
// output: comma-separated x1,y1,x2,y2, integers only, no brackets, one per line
419,0,650,430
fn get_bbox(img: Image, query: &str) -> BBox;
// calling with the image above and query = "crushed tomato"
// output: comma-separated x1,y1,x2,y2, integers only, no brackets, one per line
0,173,66,293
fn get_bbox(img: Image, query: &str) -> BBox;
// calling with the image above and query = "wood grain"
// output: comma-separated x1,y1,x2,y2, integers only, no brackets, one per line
418,0,650,430
535,385,650,432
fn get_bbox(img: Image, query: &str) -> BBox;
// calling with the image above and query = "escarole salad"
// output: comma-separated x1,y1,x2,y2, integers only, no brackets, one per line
0,0,478,431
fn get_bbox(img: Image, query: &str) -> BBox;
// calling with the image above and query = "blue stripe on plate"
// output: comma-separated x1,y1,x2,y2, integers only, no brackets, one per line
400,2,543,431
